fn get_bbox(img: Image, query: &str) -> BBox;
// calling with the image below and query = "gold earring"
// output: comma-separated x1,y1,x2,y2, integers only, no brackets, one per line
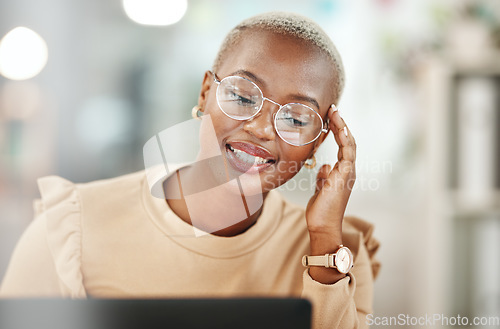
191,105,202,120
304,155,316,169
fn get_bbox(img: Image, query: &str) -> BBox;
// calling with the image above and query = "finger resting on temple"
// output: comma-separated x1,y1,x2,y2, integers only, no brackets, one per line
329,108,346,132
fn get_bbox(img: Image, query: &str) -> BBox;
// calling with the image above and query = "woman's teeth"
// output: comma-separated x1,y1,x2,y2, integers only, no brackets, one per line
228,145,270,165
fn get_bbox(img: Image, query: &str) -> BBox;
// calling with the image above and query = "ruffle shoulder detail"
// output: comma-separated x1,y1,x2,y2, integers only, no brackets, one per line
36,176,86,298
342,216,381,279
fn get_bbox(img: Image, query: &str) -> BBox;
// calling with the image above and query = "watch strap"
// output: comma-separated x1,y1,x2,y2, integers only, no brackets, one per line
301,254,335,268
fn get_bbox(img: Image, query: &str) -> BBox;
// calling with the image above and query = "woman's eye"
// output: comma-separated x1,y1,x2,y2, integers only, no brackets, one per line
280,116,308,127
230,92,255,106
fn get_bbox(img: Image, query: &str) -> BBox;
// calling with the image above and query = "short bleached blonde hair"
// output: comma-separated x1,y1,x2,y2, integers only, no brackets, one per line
212,12,345,102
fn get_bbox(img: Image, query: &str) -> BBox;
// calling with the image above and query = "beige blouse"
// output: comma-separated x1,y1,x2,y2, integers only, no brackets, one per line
0,170,380,329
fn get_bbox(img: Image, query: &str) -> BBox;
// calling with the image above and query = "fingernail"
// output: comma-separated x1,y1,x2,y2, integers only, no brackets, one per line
343,127,348,137
330,104,338,113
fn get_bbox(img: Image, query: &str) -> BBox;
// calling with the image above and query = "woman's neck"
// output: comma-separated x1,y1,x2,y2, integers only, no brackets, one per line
163,165,268,237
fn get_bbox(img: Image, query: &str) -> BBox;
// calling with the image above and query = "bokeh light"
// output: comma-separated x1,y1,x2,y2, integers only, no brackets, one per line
0,27,48,81
122,0,188,26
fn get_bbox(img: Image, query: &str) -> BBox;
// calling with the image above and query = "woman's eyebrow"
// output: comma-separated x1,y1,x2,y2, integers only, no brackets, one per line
289,94,320,112
229,69,320,112
230,69,264,86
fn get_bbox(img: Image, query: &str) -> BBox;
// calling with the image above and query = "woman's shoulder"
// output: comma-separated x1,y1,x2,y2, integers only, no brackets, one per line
35,170,146,212
0,171,148,298
37,170,145,199
24,170,148,297
35,170,150,239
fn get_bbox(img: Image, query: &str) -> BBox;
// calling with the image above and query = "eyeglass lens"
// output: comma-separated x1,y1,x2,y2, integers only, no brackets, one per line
216,75,323,146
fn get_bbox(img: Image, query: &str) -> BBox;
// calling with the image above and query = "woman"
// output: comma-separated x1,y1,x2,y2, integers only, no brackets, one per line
0,12,379,329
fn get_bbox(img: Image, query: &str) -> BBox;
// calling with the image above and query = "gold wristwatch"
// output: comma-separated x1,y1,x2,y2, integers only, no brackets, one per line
302,245,353,274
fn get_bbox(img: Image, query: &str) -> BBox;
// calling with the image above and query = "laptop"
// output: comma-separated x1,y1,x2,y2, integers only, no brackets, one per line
0,298,311,329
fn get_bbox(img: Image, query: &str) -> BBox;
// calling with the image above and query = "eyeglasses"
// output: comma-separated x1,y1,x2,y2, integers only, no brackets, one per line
211,72,328,146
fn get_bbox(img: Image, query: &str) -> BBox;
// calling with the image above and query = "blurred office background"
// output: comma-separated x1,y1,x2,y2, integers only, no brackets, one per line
0,0,499,327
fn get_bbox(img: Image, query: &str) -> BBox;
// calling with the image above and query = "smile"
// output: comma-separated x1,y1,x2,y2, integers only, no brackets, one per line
225,142,276,174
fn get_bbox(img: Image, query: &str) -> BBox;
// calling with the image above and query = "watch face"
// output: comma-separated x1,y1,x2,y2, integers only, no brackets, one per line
335,247,353,274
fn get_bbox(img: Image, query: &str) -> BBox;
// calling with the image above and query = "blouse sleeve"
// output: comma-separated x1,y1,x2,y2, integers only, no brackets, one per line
0,176,86,298
301,216,380,329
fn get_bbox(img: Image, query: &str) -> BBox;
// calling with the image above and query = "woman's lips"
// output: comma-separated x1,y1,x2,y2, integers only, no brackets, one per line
225,141,276,174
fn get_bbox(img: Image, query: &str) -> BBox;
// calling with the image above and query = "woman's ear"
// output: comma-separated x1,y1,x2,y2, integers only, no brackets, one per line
309,131,328,157
197,71,213,111
309,104,334,156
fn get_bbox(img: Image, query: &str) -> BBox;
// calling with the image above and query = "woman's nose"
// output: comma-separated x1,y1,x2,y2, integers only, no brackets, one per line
242,102,277,141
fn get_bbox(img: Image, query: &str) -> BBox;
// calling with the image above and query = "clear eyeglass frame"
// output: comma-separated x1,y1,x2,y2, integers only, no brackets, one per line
211,71,329,146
